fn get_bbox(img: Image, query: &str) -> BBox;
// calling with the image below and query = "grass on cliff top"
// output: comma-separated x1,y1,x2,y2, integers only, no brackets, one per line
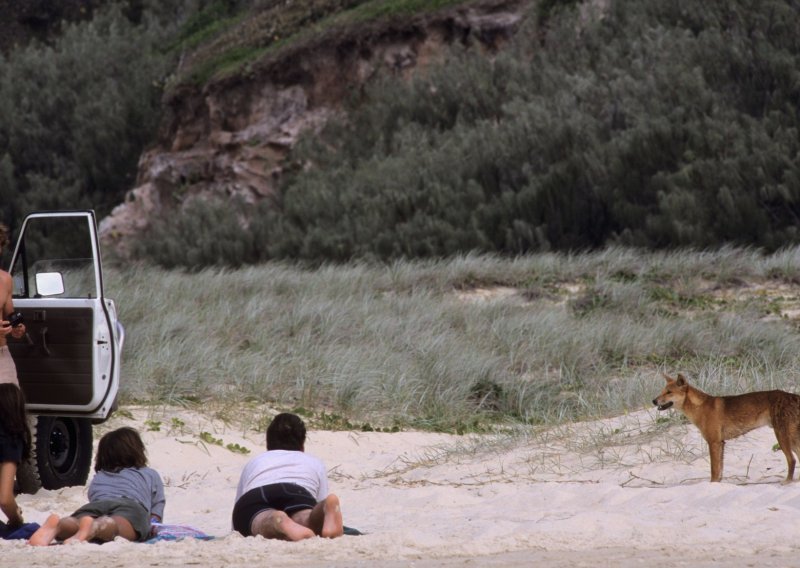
108,247,800,434
348,0,478,19
169,0,490,87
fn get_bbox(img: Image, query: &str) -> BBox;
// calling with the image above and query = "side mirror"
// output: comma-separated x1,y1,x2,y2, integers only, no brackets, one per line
35,272,65,297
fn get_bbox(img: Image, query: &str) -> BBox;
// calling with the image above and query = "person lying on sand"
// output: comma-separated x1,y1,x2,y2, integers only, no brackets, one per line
232,412,343,541
29,427,165,545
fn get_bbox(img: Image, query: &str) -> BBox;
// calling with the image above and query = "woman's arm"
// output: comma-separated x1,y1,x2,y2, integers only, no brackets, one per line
0,462,23,526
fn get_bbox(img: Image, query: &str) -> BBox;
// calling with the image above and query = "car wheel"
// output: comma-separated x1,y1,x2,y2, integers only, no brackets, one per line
23,416,93,491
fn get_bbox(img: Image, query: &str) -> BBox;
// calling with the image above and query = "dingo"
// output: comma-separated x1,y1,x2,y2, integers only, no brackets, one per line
652,373,800,483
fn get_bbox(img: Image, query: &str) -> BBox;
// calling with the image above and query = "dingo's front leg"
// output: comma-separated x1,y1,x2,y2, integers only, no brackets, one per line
708,440,725,482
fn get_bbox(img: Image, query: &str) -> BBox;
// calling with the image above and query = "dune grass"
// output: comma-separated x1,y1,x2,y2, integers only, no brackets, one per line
106,246,800,433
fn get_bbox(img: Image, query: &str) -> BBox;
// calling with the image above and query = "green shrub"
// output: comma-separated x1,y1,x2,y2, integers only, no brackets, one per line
247,0,800,263
135,197,264,268
0,2,186,231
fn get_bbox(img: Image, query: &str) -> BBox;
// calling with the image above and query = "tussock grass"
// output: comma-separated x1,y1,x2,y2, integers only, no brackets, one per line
107,247,800,432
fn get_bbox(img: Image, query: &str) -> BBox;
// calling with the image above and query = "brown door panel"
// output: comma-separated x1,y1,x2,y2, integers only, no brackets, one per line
9,307,94,406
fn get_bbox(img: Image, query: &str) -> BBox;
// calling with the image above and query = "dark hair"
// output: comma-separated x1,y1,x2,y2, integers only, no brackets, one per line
0,383,31,461
94,426,148,473
266,413,306,451
0,223,8,252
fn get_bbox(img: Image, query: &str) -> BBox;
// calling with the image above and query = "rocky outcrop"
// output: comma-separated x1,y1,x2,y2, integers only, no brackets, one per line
99,1,526,258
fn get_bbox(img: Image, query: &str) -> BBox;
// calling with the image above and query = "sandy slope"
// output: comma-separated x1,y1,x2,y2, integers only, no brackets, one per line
4,405,800,566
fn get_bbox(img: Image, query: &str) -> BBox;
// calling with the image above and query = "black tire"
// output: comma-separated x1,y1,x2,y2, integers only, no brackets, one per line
27,416,93,491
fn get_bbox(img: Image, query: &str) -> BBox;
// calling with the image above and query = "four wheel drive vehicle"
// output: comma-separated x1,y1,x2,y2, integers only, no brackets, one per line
7,210,124,494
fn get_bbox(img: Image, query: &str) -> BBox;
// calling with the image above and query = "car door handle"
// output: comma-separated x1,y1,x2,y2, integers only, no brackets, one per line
40,326,51,356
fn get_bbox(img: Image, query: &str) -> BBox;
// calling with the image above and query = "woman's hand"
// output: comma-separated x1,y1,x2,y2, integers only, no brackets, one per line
8,505,24,527
10,322,26,339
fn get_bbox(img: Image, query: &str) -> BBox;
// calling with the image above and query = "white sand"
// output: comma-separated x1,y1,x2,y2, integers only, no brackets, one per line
4,405,800,566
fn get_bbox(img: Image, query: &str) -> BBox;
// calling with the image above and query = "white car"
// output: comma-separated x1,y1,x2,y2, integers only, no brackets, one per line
7,210,123,493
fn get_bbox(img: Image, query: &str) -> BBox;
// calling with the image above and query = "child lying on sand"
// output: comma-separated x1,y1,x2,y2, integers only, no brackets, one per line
30,427,165,545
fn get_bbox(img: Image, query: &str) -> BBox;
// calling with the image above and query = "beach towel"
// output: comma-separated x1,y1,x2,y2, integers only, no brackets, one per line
146,522,214,543
145,522,365,542
343,526,365,536
0,521,40,540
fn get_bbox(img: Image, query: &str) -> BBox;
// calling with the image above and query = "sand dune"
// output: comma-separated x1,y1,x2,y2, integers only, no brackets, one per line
4,405,800,566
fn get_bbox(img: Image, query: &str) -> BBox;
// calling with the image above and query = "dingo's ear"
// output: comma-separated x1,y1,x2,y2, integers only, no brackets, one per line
676,374,687,386
662,373,674,383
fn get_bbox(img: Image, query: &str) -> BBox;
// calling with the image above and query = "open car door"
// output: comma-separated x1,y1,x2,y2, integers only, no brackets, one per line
8,210,123,491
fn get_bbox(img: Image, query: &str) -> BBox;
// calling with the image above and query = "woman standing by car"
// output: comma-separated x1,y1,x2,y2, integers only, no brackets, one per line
0,222,27,385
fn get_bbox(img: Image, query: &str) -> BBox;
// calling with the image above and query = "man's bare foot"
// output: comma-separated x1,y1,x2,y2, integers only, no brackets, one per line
65,516,96,543
274,511,315,541
321,494,343,538
29,514,60,546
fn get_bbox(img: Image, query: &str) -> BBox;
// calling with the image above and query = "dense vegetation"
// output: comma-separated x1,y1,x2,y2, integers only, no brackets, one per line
3,0,799,268
265,0,800,261
0,4,154,241
114,248,800,431
140,0,800,267
0,0,232,265
3,1,800,431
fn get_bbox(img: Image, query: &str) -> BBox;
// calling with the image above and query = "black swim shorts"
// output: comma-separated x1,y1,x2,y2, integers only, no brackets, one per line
232,482,317,536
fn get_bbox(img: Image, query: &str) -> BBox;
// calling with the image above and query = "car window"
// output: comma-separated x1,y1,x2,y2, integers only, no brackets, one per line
11,215,100,299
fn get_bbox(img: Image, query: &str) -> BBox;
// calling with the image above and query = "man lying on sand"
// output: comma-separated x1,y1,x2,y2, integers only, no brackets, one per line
231,412,343,541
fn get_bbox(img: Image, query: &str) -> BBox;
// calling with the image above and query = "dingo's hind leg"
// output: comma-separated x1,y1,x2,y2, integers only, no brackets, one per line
773,425,797,484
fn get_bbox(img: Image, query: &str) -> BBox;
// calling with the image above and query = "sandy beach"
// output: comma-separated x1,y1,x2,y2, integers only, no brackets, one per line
4,405,800,566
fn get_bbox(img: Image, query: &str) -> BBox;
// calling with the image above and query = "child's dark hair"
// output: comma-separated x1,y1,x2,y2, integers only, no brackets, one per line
266,413,306,451
0,383,31,461
95,427,148,473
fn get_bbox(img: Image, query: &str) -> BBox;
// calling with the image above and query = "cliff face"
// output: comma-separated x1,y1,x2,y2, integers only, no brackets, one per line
99,1,526,258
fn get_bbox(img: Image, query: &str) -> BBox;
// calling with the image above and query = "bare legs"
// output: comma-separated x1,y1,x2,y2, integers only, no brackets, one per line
249,494,344,541
0,461,23,527
315,494,344,538
29,513,137,546
28,514,65,545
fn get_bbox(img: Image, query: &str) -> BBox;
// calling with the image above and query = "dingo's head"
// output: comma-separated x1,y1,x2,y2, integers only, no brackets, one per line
652,373,689,411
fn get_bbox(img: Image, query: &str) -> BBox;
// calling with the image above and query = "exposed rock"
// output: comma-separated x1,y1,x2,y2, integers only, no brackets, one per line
100,0,527,259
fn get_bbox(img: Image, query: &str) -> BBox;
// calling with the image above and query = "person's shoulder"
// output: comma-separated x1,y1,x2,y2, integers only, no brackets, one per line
139,466,166,484
301,452,326,465
0,270,11,287
127,465,161,477
241,450,270,467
